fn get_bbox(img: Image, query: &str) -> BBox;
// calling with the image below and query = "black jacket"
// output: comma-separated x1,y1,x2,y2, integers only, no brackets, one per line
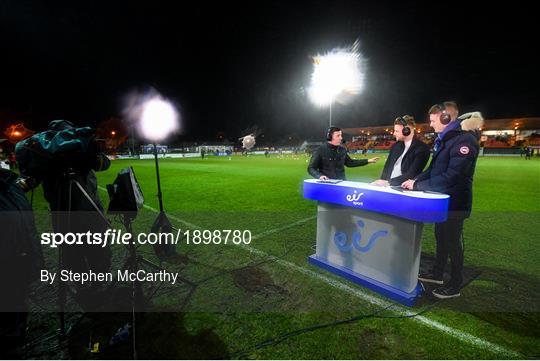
380,137,430,186
308,143,368,180
0,169,43,291
414,122,480,218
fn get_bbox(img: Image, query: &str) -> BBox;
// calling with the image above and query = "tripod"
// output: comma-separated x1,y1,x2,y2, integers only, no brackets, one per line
55,164,194,358
56,171,136,356
118,211,195,359
56,170,113,338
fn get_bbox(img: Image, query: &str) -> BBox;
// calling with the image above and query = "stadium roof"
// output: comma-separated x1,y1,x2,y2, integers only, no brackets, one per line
480,117,540,131
343,117,540,136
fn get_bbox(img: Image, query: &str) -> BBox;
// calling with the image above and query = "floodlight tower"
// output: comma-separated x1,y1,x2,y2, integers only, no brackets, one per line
308,42,365,127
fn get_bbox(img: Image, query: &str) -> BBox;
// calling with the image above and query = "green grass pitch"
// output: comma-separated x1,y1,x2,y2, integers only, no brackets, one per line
28,154,540,359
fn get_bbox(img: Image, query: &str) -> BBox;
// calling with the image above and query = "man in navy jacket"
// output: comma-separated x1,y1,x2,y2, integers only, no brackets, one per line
373,115,430,187
402,102,483,299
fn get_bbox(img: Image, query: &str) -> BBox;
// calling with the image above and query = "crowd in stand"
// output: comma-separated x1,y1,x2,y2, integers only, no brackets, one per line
345,132,540,153
345,133,434,151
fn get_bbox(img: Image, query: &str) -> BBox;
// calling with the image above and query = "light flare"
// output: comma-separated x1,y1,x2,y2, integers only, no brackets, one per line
308,40,366,107
123,90,181,142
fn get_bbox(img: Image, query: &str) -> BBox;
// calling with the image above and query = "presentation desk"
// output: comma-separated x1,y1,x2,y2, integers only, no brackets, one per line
303,179,449,306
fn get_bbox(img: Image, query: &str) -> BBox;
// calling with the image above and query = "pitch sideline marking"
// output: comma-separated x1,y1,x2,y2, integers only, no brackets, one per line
97,187,520,357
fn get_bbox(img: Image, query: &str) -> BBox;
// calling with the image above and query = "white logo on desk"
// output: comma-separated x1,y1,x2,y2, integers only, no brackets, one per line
346,190,364,206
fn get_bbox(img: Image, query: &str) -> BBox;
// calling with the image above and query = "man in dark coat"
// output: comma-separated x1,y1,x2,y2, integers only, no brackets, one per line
373,115,430,187
308,127,379,180
402,103,483,299
0,169,43,357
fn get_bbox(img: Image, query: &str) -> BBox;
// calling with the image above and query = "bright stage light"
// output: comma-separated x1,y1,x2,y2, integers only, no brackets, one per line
139,96,179,142
308,41,365,107
123,89,181,142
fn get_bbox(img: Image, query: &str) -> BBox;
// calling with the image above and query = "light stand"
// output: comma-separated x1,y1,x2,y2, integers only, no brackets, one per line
134,95,179,259
107,166,195,359
150,143,176,260
329,101,333,127
152,142,165,213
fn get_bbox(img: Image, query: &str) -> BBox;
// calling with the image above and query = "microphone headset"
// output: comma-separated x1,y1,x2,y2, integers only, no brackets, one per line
395,116,412,136
436,104,452,125
326,126,341,141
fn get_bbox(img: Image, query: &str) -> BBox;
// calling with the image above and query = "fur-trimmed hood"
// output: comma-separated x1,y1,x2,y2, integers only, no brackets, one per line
458,112,484,131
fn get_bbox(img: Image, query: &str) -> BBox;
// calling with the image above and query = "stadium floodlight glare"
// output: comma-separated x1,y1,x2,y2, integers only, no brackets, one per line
308,41,365,126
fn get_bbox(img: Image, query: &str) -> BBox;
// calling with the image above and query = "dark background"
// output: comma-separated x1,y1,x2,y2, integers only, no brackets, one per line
1,1,538,141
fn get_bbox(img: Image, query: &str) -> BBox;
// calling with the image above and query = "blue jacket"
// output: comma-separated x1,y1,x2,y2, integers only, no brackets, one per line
413,121,480,218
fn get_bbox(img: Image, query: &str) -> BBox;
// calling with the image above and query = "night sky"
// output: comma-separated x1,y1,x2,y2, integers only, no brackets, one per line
1,1,538,142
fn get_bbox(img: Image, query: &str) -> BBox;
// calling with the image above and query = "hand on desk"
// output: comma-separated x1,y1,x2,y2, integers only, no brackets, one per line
371,179,389,187
319,175,329,180
401,179,416,190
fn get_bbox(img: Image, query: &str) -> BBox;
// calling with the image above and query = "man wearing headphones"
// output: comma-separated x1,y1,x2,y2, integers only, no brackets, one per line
372,115,430,187
308,126,379,180
443,100,459,122
402,102,482,299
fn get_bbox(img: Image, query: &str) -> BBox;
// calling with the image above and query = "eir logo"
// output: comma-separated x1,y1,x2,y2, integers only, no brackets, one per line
333,220,389,253
346,190,364,206
459,146,470,155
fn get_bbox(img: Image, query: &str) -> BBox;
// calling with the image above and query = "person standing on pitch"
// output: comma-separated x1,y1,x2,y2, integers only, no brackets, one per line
402,103,483,299
525,146,532,160
372,115,430,187
308,126,379,180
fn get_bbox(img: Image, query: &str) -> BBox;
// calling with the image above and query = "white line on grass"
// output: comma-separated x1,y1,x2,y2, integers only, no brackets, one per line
97,187,520,357
251,215,317,240
234,243,520,358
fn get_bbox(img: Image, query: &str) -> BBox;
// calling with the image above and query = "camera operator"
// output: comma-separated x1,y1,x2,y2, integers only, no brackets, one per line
16,120,112,306
0,168,43,357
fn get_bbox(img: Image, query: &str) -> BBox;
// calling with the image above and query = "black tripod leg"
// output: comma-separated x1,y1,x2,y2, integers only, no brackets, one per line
57,178,72,339
150,212,177,260
58,244,66,338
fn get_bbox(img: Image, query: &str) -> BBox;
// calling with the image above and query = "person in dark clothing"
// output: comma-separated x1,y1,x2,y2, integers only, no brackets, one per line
16,120,112,308
372,115,430,187
308,127,378,180
0,169,43,357
7,152,16,169
402,103,483,299
42,120,112,275
525,146,532,160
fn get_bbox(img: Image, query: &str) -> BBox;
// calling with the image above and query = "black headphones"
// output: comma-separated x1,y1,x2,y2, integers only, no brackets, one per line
435,104,452,125
326,126,341,141
395,116,412,136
